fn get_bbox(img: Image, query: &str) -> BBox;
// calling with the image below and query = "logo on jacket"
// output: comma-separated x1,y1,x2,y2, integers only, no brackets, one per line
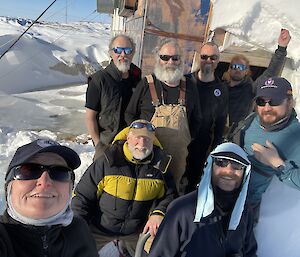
214,89,221,97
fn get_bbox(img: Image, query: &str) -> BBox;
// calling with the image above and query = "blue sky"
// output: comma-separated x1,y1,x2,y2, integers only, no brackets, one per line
0,0,111,23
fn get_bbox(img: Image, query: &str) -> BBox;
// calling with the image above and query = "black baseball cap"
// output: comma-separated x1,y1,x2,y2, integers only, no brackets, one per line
5,139,81,181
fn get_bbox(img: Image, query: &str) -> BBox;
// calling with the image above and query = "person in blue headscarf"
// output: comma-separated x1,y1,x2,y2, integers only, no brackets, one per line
149,142,257,257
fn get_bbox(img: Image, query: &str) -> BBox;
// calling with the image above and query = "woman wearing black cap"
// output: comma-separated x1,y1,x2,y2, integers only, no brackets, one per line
0,139,98,257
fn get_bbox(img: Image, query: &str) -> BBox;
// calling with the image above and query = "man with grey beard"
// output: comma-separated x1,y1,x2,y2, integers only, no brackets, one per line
85,34,141,160
125,39,202,193
185,42,228,193
72,119,176,256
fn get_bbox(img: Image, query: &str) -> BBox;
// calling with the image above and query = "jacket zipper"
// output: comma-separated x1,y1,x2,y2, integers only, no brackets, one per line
41,234,49,257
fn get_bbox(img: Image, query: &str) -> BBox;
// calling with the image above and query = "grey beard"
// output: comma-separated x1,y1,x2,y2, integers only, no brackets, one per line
154,64,184,84
116,60,130,73
201,64,213,76
127,143,153,160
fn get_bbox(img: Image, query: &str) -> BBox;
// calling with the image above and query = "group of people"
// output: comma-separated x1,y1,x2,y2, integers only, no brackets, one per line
1,28,299,257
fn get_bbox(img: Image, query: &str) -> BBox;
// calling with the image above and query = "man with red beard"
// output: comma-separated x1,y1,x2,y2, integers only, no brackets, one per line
185,42,228,193
225,29,291,129
125,39,202,194
228,76,300,223
85,34,141,160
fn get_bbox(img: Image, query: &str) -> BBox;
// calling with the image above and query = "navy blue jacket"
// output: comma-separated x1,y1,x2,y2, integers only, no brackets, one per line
149,191,257,257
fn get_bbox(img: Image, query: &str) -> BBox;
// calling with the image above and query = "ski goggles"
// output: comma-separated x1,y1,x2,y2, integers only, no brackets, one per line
200,54,219,61
255,97,284,107
230,63,248,71
112,47,133,55
129,121,156,132
159,55,180,61
9,163,73,182
214,158,245,171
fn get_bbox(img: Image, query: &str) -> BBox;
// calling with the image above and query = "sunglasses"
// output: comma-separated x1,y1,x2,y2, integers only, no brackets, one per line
159,55,180,62
112,47,133,55
214,158,245,171
10,163,73,182
255,97,283,107
200,54,219,61
230,63,248,71
130,122,155,132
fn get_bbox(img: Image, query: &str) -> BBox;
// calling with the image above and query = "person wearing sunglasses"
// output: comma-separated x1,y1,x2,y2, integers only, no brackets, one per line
226,76,300,224
72,119,176,256
85,34,141,161
0,139,98,257
149,142,257,257
185,41,229,194
125,38,202,194
224,29,291,132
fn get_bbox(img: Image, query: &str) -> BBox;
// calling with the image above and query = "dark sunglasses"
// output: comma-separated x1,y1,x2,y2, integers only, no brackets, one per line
230,63,248,71
255,97,283,107
10,163,73,182
112,47,133,55
130,122,155,132
200,54,219,61
159,55,180,62
214,158,245,171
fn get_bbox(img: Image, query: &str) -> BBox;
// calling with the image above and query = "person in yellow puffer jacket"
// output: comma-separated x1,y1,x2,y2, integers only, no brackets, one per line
72,119,177,256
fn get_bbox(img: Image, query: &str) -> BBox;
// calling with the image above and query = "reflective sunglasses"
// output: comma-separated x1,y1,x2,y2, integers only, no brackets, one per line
255,97,284,107
159,55,180,62
200,54,219,61
130,122,155,132
10,163,73,182
112,47,133,55
214,158,245,171
230,63,248,71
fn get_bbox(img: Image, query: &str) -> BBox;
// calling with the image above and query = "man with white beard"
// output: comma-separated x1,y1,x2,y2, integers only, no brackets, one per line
85,34,141,160
185,42,228,193
125,39,202,194
72,119,176,256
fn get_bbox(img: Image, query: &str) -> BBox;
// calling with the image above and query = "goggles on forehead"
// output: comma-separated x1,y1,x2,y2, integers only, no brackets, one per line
159,55,180,62
255,97,284,107
130,121,155,132
230,63,248,71
213,158,245,171
200,54,219,61
9,163,73,182
112,47,133,55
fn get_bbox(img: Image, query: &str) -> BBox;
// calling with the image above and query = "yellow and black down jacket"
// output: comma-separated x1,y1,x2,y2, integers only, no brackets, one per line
72,139,176,235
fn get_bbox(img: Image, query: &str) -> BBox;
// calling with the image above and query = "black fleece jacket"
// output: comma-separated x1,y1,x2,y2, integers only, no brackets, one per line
0,211,98,257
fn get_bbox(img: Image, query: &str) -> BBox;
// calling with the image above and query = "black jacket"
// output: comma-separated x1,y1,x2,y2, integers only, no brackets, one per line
86,61,141,145
72,141,176,235
149,191,257,257
0,211,98,257
185,76,228,192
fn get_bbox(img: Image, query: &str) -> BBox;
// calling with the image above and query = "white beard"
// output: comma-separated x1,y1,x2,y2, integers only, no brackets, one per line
116,59,130,73
127,143,153,160
154,62,184,84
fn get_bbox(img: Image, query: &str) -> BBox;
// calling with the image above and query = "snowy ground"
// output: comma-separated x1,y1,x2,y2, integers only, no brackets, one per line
1,6,300,256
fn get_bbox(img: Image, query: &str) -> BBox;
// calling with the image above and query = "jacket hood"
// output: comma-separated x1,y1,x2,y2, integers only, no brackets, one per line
112,127,163,149
194,142,252,230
